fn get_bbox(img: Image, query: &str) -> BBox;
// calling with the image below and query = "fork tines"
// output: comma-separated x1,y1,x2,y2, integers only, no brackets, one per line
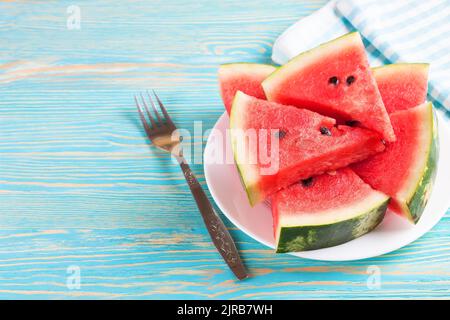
135,90,173,132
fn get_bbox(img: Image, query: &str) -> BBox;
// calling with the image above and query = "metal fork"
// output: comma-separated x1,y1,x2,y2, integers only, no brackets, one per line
135,91,248,280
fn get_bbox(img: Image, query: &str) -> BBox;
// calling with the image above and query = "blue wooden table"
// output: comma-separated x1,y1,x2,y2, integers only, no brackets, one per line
0,0,449,299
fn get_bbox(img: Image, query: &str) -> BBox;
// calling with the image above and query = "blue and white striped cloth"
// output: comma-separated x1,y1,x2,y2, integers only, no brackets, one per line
272,0,450,118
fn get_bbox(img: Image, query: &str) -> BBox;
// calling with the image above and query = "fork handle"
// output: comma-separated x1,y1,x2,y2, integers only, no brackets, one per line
176,156,249,280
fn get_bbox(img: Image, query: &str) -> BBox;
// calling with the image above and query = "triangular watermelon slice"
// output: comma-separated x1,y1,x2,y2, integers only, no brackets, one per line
218,63,276,114
230,91,386,206
272,168,389,253
262,32,396,142
372,63,429,114
351,101,437,224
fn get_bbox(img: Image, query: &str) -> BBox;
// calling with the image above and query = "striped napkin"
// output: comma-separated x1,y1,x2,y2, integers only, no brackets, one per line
272,0,450,118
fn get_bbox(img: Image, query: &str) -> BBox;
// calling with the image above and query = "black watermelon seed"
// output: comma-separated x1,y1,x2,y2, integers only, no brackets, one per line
301,177,314,187
345,120,360,127
346,75,356,85
329,76,339,86
320,127,332,136
275,130,287,139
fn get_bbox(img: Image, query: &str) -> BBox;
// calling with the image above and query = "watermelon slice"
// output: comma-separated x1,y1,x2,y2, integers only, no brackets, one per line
372,63,429,114
262,32,396,142
272,168,389,253
230,91,386,206
351,102,438,223
218,63,276,114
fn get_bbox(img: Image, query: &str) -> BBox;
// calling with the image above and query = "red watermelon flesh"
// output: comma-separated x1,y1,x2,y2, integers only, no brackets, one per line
351,102,437,223
230,91,386,206
262,32,396,142
272,168,389,252
218,63,276,115
373,63,429,114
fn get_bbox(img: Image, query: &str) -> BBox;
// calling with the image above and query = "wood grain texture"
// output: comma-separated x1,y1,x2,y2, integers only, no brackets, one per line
0,0,449,299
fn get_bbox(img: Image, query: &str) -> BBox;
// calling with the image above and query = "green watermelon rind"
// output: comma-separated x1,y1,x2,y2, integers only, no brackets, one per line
372,63,429,71
276,198,389,253
372,63,429,75
404,105,438,223
229,91,262,206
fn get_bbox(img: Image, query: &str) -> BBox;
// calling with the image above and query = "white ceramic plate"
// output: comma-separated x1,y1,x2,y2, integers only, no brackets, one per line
203,111,450,261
